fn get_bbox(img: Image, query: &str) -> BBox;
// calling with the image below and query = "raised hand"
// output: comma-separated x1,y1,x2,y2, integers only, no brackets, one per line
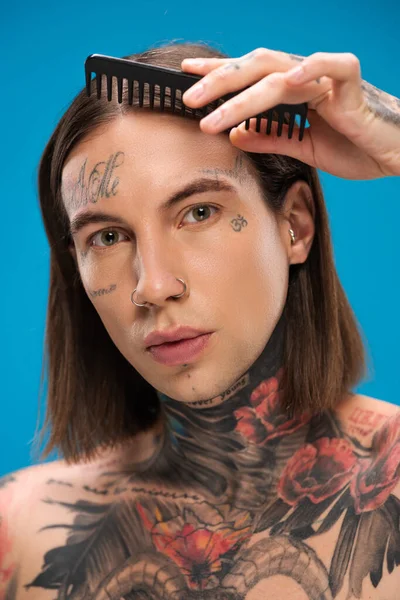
182,48,400,180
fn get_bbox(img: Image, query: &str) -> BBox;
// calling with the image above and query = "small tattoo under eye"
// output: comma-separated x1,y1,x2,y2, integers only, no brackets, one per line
230,214,248,232
89,284,117,298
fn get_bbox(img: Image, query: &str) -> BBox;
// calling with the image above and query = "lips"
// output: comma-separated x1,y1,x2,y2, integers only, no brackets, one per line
148,332,214,366
145,326,211,348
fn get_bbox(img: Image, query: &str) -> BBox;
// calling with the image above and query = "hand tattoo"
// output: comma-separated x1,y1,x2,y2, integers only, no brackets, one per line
361,80,400,127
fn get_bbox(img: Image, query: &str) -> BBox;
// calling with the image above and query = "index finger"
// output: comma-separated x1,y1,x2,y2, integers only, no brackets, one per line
181,49,271,74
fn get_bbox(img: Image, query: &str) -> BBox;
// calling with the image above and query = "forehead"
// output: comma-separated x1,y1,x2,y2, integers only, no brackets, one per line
61,111,250,214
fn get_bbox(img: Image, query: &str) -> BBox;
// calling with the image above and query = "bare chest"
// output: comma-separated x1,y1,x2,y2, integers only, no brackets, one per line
14,480,399,600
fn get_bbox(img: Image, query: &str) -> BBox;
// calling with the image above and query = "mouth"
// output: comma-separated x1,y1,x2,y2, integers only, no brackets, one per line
148,332,214,366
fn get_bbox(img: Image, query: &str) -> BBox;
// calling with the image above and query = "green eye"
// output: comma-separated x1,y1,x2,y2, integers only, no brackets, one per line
87,204,220,251
91,230,128,248
184,204,219,223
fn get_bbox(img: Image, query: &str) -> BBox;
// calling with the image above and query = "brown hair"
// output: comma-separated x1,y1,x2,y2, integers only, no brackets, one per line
32,40,370,466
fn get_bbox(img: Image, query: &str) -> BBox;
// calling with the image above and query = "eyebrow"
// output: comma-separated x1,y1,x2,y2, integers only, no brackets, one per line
68,177,237,237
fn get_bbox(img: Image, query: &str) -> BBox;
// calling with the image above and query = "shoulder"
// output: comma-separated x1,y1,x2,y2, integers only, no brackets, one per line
0,460,89,600
336,393,400,496
335,392,400,526
343,395,400,598
0,462,57,598
337,392,399,442
0,461,57,542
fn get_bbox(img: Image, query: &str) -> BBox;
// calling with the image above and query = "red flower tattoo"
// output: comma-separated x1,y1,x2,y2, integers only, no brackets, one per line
136,502,251,591
234,370,310,445
278,437,357,505
350,412,400,513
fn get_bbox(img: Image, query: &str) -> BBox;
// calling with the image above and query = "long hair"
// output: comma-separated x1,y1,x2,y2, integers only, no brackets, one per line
32,40,369,466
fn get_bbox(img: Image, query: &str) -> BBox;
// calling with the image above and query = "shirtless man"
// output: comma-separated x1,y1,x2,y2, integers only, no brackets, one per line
1,43,400,600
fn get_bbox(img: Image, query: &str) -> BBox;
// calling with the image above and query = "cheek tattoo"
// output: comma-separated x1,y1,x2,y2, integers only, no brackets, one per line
89,284,117,298
64,151,125,210
230,214,248,232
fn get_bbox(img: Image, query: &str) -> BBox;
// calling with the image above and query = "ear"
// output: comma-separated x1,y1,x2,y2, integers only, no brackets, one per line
279,180,315,266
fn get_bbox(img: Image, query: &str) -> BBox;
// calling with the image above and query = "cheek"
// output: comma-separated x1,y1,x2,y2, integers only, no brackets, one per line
234,243,289,357
227,224,289,317
78,262,131,335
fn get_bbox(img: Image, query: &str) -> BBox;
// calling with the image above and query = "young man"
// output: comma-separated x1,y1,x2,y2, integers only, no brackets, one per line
1,43,399,600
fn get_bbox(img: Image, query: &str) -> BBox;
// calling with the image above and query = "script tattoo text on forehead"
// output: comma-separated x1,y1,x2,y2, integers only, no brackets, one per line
62,151,126,213
64,150,253,240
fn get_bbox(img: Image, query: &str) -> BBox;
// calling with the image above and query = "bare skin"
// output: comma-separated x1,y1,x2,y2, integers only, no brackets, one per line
62,111,314,407
1,111,399,599
1,394,400,600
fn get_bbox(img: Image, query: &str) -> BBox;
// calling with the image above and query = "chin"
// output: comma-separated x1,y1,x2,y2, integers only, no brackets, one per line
160,367,244,406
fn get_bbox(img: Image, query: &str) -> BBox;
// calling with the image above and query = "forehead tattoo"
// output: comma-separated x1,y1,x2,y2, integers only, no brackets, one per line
63,149,251,211
63,151,125,212
201,154,251,186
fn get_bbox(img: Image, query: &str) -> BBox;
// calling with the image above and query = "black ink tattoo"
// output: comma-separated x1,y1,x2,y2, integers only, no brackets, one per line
288,53,305,63
24,402,400,599
46,479,73,488
185,398,215,407
0,474,16,489
230,214,248,232
361,81,400,127
12,316,400,599
63,151,125,210
89,284,117,298
222,62,241,72
201,154,250,185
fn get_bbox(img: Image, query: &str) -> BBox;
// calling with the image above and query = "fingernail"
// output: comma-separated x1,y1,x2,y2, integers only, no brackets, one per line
185,82,205,100
202,109,223,127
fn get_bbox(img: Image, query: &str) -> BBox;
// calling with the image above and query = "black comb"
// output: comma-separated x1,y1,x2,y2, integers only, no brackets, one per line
85,53,308,141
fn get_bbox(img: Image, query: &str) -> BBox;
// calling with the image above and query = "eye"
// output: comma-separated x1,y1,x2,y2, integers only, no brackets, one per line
86,204,219,250
182,204,219,224
89,229,129,248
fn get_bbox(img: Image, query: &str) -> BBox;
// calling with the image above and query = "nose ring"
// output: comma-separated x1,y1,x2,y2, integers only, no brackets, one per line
131,277,187,307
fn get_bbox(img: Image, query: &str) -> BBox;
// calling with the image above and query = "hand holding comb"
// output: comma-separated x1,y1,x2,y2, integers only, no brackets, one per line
85,53,308,141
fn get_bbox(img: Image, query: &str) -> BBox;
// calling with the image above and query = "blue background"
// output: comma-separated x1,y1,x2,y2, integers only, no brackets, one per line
1,0,399,477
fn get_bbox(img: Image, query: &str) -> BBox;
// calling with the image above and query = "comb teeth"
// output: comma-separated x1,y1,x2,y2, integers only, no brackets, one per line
245,104,307,141
85,54,308,141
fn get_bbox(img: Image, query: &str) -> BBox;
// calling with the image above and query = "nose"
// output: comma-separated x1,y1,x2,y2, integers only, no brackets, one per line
132,244,187,308
133,274,187,307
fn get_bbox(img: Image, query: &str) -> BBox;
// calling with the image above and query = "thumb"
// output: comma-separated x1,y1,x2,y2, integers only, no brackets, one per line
229,119,316,166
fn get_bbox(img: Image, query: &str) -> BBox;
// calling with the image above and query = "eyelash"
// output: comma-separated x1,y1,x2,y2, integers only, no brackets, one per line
86,203,221,250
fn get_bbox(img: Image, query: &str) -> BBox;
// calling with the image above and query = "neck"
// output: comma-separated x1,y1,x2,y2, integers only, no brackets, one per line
152,309,312,509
